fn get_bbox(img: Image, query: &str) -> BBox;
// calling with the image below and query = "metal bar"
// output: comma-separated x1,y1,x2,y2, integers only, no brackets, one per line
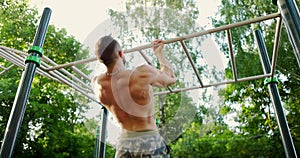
278,0,300,67
0,49,24,68
0,64,7,70
94,126,101,158
0,8,51,158
42,54,92,82
43,65,93,94
254,30,297,158
0,47,94,98
138,50,153,65
154,74,271,95
124,13,281,53
44,65,98,102
0,48,25,66
0,45,91,81
0,45,28,57
41,63,92,91
39,55,92,91
0,48,56,81
99,108,108,158
226,29,238,81
40,61,97,101
70,66,91,81
271,16,283,79
180,41,204,87
0,65,14,76
45,13,281,71
45,57,97,71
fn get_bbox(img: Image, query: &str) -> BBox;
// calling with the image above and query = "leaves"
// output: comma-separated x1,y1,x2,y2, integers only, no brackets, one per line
0,0,95,157
212,0,300,156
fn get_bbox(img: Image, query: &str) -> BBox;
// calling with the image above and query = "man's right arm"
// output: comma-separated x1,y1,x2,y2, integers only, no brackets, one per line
153,39,175,78
149,39,176,87
133,39,176,88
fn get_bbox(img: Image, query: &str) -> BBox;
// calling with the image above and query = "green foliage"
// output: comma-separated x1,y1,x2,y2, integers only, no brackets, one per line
171,122,285,158
0,0,96,157
213,0,300,156
2,0,297,157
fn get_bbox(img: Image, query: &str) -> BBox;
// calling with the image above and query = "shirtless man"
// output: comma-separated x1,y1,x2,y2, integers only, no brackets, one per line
93,36,176,157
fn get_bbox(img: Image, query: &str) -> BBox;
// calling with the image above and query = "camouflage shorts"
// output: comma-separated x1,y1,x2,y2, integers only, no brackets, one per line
115,130,170,158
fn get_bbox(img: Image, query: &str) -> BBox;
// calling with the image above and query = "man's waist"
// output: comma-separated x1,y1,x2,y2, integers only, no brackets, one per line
120,129,159,138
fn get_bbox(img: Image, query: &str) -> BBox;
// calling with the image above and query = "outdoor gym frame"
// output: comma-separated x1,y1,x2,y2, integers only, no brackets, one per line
0,0,299,157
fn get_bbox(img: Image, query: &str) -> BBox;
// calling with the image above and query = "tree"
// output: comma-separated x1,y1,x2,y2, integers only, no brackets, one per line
213,0,300,156
0,0,96,157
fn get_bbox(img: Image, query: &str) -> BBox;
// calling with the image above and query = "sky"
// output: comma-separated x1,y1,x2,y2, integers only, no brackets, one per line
29,0,226,79
29,0,221,43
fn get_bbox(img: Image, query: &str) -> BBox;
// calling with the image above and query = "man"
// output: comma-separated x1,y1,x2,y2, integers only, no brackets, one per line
93,35,176,157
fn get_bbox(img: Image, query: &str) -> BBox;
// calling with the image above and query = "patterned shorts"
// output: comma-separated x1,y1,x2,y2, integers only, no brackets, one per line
115,130,170,158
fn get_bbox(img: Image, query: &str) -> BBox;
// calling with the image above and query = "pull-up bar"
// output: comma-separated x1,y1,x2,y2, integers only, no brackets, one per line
45,12,281,72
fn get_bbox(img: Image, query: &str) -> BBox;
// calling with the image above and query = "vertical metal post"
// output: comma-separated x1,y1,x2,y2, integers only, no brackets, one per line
254,30,297,158
94,126,101,158
277,0,300,66
99,108,108,158
0,8,51,158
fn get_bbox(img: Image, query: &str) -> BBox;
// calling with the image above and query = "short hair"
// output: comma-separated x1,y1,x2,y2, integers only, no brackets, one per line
95,36,121,66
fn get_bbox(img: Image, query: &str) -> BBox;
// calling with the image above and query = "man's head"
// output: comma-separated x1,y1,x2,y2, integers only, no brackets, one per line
95,36,125,67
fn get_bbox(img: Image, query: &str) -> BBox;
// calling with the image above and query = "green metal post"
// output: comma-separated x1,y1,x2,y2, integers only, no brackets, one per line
0,8,51,158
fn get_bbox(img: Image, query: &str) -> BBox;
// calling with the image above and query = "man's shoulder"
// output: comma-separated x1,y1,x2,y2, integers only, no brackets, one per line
130,65,158,80
135,64,154,72
92,73,106,84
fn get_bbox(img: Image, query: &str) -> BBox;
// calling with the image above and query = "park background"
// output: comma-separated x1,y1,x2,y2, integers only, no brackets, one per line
0,0,300,157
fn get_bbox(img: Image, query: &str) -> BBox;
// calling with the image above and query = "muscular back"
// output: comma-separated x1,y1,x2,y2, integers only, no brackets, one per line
93,65,162,131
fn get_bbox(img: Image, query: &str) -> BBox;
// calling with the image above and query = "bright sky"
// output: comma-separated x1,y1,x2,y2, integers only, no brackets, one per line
29,0,221,42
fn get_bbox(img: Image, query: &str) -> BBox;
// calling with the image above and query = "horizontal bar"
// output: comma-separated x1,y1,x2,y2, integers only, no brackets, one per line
43,65,92,94
39,61,92,91
124,13,281,53
40,61,100,105
0,46,91,82
0,49,24,67
0,65,14,76
70,66,91,81
0,46,28,57
43,56,91,82
45,13,281,71
154,73,271,95
0,48,104,108
0,47,92,94
44,65,100,104
45,57,97,71
0,65,8,70
0,48,59,81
